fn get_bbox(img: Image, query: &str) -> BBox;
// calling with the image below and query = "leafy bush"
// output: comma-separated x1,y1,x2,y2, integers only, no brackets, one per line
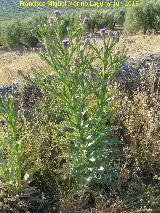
0,8,133,50
125,0,160,33
0,20,22,49
84,11,115,31
102,11,115,29
124,8,141,33
115,9,126,26
21,21,38,48
20,14,48,47
0,13,48,49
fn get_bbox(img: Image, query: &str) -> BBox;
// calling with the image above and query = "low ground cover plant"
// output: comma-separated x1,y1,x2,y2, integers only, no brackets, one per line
112,60,160,212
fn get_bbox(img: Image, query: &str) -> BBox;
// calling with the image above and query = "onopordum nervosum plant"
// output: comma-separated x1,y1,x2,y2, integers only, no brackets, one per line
35,13,126,194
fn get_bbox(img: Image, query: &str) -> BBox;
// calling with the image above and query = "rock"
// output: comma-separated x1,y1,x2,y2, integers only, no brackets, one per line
112,53,160,94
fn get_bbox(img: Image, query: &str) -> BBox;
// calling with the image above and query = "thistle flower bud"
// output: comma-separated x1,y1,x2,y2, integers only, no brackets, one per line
54,10,61,17
83,16,89,24
100,28,106,35
62,39,69,47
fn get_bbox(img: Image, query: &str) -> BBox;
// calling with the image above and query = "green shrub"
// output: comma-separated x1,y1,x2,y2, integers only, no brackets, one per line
93,11,104,28
86,16,97,32
115,9,126,26
83,11,115,32
124,8,141,33
20,14,47,47
21,21,38,48
0,20,22,49
34,14,126,195
102,12,115,29
83,10,124,32
124,0,160,33
0,14,48,49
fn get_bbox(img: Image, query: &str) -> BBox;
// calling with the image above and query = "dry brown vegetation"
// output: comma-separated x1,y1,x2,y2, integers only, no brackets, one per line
117,34,160,58
0,51,50,85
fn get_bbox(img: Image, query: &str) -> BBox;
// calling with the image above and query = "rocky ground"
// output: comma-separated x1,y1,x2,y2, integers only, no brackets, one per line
113,53,160,94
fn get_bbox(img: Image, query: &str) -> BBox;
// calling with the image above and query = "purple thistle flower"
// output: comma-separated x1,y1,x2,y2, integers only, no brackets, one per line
100,28,106,34
54,10,61,17
62,39,69,47
83,16,89,24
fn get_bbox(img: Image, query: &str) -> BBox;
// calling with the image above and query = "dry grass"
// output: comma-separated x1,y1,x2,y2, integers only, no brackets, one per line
0,51,50,85
116,34,160,58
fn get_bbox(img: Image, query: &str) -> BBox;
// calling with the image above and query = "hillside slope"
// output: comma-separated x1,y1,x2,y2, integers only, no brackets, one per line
0,0,51,20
